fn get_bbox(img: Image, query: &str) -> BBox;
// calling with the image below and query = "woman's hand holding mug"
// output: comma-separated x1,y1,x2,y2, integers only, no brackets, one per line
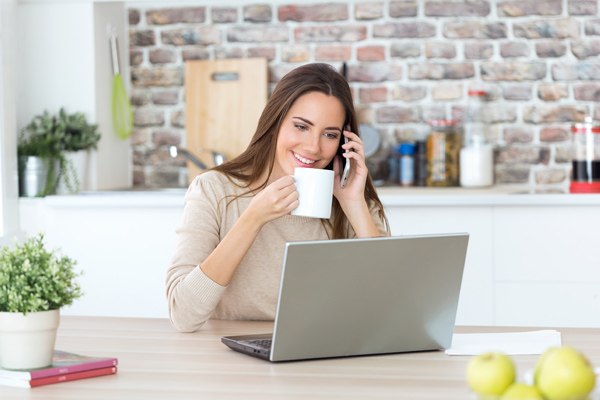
245,176,299,226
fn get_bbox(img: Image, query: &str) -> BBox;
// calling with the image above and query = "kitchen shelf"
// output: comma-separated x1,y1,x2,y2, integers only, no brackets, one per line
376,185,600,207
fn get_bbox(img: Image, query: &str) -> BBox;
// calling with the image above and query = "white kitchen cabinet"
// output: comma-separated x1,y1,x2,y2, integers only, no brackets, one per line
19,195,184,319
18,188,600,328
382,190,600,328
493,207,600,282
385,206,494,326
492,206,600,328
495,283,600,328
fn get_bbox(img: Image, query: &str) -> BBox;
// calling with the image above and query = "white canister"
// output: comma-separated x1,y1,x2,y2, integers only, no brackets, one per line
459,144,494,187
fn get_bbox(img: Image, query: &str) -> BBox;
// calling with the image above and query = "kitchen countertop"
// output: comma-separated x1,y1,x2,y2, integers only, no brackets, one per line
376,186,600,206
18,185,600,208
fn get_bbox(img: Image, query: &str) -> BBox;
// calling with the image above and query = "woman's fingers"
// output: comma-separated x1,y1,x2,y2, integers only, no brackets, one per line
343,141,365,157
247,175,300,224
335,128,368,186
268,182,296,208
283,189,300,212
343,129,363,143
271,175,295,189
342,132,365,156
342,140,366,170
272,176,301,213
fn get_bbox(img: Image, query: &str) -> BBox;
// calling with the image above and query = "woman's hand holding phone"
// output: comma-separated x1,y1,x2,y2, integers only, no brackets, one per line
333,127,382,238
333,128,369,207
339,136,351,189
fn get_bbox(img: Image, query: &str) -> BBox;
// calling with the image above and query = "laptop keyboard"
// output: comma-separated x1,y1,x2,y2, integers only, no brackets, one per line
245,339,272,350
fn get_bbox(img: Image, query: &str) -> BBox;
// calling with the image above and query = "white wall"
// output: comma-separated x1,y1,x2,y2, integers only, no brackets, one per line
94,2,132,190
0,0,20,243
17,3,96,130
17,2,131,191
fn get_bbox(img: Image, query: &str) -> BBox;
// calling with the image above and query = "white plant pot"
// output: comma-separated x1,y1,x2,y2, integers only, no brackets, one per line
55,150,93,195
0,309,60,370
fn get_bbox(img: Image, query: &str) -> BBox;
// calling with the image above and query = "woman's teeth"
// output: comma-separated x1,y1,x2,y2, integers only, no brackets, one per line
294,153,316,164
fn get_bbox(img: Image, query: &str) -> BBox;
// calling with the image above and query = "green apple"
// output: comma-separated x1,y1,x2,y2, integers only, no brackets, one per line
466,352,516,396
533,347,557,384
501,383,544,400
534,346,596,400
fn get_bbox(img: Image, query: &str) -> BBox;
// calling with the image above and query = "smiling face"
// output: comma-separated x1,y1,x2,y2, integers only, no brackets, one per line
270,91,346,182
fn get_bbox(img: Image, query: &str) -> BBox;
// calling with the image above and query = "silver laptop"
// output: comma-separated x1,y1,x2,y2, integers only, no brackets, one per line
221,233,469,362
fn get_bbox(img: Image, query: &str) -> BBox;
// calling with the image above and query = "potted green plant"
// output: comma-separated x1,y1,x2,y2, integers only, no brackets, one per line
17,112,62,197
53,108,101,194
18,108,101,196
56,108,102,152
0,234,83,370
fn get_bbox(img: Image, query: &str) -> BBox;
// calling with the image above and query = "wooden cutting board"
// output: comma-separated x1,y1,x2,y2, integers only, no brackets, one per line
184,58,268,182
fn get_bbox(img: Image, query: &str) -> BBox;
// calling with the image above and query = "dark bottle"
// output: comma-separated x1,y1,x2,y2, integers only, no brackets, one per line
570,117,600,193
572,161,600,181
387,144,401,185
414,140,427,187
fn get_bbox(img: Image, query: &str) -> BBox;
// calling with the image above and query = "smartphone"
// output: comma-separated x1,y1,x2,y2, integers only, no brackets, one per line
340,136,351,188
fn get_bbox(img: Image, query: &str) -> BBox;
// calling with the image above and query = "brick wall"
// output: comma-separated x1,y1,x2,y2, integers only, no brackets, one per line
128,0,600,189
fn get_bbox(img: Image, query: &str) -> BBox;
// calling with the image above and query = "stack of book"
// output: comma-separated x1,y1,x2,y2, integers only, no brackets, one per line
0,350,118,388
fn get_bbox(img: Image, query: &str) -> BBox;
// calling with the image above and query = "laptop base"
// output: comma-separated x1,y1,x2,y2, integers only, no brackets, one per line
221,333,272,361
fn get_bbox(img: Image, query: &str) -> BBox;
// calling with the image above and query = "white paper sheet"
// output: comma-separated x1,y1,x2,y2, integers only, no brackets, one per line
445,330,562,356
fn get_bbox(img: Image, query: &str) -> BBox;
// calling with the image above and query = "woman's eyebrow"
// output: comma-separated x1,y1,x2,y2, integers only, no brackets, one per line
293,116,342,132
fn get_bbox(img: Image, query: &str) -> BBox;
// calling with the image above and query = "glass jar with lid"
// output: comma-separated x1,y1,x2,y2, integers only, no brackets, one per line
426,120,461,187
570,117,600,193
460,90,494,187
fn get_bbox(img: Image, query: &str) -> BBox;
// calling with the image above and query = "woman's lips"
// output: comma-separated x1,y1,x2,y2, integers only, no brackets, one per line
292,151,318,168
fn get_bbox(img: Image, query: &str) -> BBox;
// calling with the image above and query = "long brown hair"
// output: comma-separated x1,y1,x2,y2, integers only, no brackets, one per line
213,63,389,238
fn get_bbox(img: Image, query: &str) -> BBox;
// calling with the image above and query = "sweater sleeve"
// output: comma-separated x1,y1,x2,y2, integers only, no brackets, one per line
166,174,229,332
371,201,391,237
346,200,391,239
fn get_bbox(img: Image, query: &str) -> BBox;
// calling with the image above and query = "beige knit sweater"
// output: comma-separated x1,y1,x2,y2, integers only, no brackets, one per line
166,171,388,332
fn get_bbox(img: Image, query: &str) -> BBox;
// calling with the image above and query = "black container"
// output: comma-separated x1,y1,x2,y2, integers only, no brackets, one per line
387,144,401,185
414,140,427,187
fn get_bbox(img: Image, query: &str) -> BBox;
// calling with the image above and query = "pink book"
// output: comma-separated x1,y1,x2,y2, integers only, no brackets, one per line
1,366,117,388
0,350,118,381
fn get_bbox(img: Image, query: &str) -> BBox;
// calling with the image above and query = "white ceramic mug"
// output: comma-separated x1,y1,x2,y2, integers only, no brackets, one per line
291,168,334,219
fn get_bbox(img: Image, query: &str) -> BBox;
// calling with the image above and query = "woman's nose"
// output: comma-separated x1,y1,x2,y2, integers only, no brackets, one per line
303,132,320,154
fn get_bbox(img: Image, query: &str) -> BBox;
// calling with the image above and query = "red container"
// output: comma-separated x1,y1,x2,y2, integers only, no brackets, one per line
570,118,600,194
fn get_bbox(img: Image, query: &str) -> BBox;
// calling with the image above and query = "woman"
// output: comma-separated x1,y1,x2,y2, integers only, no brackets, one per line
166,63,390,332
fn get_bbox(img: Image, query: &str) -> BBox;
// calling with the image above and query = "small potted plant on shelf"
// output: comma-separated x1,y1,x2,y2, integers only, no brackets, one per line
53,108,102,194
18,108,101,196
56,108,102,152
17,113,62,197
0,234,83,370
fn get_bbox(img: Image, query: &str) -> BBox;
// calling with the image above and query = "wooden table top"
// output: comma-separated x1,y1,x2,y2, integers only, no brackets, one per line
2,316,600,399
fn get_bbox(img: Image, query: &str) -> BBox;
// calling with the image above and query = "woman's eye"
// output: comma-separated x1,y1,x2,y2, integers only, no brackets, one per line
295,124,308,131
324,132,339,140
